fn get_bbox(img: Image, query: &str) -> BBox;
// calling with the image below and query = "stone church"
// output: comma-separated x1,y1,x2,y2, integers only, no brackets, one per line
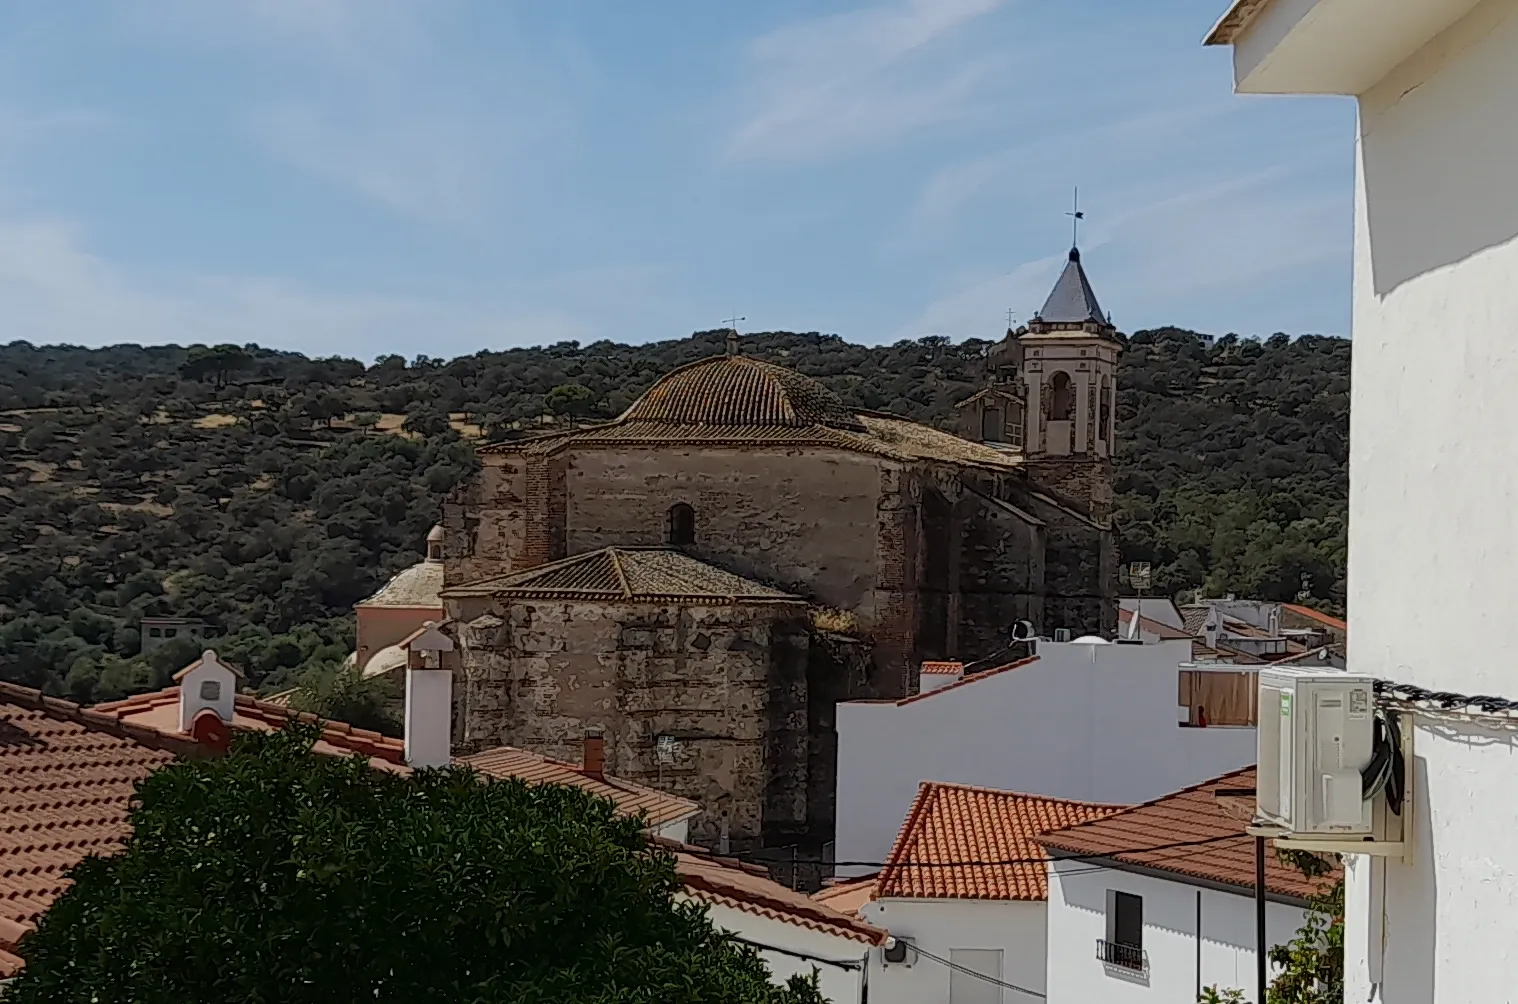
436,245,1119,860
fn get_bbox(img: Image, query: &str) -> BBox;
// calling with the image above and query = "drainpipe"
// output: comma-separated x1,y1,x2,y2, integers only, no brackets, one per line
1196,889,1203,1001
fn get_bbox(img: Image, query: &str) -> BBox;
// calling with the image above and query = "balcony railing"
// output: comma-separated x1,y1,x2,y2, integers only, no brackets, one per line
1096,939,1146,972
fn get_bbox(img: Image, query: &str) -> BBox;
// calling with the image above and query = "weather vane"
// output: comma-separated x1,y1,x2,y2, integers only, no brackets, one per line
723,315,746,356
1066,187,1085,247
723,314,746,331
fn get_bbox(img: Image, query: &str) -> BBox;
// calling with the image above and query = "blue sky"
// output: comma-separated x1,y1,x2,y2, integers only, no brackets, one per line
0,0,1355,359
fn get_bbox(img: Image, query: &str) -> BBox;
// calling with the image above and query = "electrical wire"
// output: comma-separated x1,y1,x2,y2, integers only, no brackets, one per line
1375,679,1518,718
828,830,1241,870
727,936,864,971
907,943,1046,999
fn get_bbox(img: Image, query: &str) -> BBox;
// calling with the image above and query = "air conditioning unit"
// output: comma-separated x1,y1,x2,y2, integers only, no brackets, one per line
882,937,916,967
1053,628,1073,643
1255,666,1376,836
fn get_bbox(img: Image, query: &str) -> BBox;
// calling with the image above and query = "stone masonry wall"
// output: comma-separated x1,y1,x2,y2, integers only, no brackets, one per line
450,596,810,853
442,455,529,587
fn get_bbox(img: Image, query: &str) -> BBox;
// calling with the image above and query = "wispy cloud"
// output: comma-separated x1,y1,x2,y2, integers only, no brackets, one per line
726,0,1010,164
121,0,558,228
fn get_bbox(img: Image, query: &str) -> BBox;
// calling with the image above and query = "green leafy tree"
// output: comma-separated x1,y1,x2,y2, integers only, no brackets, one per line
7,725,827,1004
545,381,596,419
287,658,402,736
1267,849,1343,1004
179,344,253,389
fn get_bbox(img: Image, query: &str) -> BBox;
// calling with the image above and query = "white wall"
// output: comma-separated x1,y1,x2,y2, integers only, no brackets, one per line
1119,598,1184,630
860,898,1047,1004
1045,861,1307,1004
699,899,869,1004
834,641,1256,874
1340,0,1518,1000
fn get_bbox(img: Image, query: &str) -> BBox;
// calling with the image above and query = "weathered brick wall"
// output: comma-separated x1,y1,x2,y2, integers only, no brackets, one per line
443,455,529,586
1022,456,1115,521
450,596,810,853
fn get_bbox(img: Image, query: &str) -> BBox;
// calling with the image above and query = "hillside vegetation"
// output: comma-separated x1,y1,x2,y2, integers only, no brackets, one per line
0,328,1348,702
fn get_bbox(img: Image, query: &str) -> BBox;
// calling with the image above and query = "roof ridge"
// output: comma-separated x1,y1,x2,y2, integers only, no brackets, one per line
913,779,1128,809
608,548,633,599
1046,764,1258,832
0,682,200,758
891,655,1040,706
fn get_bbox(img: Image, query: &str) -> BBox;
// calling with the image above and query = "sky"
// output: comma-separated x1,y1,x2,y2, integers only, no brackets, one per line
0,0,1356,359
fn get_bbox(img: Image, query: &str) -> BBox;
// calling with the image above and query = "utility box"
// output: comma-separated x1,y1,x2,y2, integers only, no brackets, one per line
1255,666,1376,836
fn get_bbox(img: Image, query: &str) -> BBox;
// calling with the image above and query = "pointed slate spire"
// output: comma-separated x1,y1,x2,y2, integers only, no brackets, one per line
1036,247,1107,325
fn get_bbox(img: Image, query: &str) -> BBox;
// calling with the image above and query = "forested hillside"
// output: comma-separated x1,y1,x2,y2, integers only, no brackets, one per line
0,328,1348,703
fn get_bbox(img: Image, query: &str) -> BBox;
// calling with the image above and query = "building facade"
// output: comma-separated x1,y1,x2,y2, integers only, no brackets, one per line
833,639,1257,877
1207,1,1518,1000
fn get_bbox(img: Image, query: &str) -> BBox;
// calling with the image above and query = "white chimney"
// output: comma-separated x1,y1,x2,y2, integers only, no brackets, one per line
404,622,456,770
174,650,241,732
1203,610,1221,651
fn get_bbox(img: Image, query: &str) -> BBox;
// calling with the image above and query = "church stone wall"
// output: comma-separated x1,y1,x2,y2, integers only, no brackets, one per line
449,595,811,853
442,455,530,586
955,492,1046,662
563,447,884,612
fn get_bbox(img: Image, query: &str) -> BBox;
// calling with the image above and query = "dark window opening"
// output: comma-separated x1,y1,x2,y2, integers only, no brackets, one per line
164,628,177,638
1098,890,1145,971
981,407,1003,443
1046,371,1074,421
668,503,695,546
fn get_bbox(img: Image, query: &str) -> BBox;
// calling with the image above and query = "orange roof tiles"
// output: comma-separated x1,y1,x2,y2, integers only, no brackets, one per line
1035,766,1340,901
0,683,196,977
919,661,963,676
809,874,878,918
665,840,886,945
92,686,697,831
442,547,801,605
875,782,1122,901
1282,603,1347,632
459,746,698,830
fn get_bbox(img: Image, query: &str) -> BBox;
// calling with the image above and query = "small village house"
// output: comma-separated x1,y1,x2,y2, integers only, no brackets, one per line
1206,0,1518,999
859,782,1122,1004
1035,767,1334,1003
834,639,1257,877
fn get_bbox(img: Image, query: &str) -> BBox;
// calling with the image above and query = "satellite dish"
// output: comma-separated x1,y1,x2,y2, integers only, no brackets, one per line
1007,620,1036,642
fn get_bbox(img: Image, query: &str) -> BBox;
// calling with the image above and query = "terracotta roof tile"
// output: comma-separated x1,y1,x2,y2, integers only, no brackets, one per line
459,746,698,829
0,683,194,976
875,782,1122,901
1118,608,1193,641
1281,603,1347,633
664,840,886,945
620,354,867,432
809,874,877,917
442,547,803,605
892,656,1040,706
1035,766,1341,901
919,661,963,676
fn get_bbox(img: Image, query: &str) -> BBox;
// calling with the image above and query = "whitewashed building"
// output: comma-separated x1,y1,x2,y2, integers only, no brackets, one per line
676,842,886,1004
1206,0,1518,1000
1036,767,1332,1004
859,782,1123,1004
834,640,1257,876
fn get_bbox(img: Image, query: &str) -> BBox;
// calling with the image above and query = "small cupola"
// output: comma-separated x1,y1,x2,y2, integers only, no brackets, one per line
174,650,243,734
426,525,444,563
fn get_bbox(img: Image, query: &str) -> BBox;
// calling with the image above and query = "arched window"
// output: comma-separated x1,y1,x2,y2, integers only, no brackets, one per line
668,503,695,546
1098,378,1112,446
1045,371,1074,422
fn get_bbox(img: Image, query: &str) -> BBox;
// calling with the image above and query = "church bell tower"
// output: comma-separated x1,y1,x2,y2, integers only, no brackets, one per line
1014,245,1121,519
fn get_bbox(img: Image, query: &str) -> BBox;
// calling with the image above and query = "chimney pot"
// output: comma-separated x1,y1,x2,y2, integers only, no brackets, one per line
583,726,606,779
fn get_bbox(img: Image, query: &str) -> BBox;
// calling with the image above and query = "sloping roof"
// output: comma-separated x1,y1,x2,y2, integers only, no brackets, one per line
92,689,408,770
357,559,445,609
0,683,197,977
441,547,803,605
875,781,1122,901
620,353,867,432
459,746,698,830
1036,248,1108,325
1118,608,1193,640
920,661,963,676
810,874,878,918
668,840,886,945
1204,0,1274,45
1282,603,1347,632
1035,766,1341,902
892,655,1040,706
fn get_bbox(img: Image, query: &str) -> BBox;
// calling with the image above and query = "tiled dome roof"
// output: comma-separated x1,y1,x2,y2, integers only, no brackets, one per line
620,354,867,431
